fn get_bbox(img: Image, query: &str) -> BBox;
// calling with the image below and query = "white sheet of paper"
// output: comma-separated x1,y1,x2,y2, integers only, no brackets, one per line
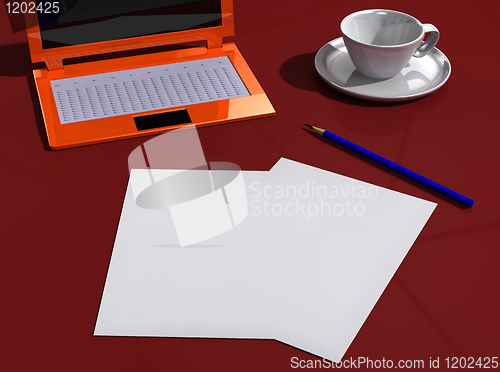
94,158,436,362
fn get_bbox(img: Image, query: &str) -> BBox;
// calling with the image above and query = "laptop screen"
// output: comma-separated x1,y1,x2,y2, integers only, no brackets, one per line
37,0,223,49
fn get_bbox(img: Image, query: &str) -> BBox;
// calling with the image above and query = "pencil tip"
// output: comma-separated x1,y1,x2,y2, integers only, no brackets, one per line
304,124,313,129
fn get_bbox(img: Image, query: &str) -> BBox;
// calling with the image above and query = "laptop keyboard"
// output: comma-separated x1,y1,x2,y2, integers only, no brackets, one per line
50,56,250,124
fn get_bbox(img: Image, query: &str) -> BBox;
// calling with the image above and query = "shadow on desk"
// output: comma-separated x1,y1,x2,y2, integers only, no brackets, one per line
0,42,51,150
279,52,414,107
280,52,448,137
0,42,35,77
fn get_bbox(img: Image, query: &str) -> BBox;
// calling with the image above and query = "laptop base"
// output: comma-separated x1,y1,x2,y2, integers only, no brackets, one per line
33,43,275,149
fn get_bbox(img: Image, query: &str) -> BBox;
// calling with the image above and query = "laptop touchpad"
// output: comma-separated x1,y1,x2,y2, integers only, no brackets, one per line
134,109,192,131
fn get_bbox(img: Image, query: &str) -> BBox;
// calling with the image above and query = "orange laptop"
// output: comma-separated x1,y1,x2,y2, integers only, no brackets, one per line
25,0,275,149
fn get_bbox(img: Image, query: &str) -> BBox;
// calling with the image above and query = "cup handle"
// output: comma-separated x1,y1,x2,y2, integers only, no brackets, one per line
413,24,439,58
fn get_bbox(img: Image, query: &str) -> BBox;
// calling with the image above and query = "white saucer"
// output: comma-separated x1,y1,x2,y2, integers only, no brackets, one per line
315,37,451,102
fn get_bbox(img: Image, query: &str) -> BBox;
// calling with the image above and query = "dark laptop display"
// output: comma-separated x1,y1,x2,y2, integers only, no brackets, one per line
37,0,223,49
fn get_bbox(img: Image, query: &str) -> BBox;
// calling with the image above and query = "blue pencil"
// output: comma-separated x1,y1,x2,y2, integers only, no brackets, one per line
304,124,474,208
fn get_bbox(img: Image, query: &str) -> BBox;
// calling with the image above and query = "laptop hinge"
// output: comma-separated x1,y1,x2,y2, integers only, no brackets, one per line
42,56,64,71
206,35,223,49
41,37,222,69
40,35,223,69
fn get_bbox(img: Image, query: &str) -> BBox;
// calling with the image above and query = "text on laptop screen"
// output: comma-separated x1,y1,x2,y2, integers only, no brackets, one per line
37,0,223,49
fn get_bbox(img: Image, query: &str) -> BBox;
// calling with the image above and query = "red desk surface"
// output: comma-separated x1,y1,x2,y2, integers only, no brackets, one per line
1,0,498,370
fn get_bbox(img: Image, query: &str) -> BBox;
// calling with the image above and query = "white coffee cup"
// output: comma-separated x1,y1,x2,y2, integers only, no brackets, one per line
340,9,439,79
